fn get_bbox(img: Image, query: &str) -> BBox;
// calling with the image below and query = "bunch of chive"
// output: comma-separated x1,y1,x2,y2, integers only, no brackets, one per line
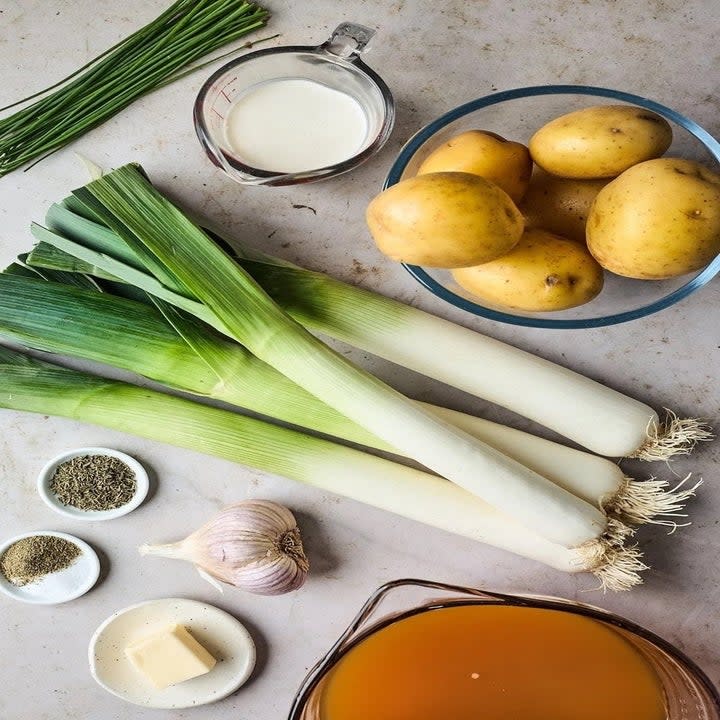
0,0,269,177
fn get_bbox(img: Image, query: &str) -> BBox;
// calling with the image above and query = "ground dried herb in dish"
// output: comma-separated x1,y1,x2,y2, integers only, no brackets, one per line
49,454,136,511
0,535,81,586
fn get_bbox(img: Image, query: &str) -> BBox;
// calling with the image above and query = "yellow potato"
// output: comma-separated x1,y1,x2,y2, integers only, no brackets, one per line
366,172,524,268
452,228,604,312
529,105,672,179
417,130,532,203
519,169,609,243
587,158,720,279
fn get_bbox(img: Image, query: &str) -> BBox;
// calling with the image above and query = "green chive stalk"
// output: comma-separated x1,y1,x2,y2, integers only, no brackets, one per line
0,1,268,177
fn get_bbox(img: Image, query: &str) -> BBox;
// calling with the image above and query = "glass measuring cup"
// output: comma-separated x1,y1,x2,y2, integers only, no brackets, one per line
194,23,394,186
288,579,720,719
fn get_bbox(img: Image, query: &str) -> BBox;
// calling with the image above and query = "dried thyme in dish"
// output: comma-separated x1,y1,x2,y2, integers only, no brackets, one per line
0,535,81,586
49,454,136,511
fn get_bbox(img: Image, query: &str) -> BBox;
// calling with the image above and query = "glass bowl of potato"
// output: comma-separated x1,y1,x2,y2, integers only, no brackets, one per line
380,85,720,328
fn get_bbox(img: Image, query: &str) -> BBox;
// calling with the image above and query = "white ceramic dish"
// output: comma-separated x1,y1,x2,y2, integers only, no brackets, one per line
89,598,256,709
0,530,100,604
37,447,149,521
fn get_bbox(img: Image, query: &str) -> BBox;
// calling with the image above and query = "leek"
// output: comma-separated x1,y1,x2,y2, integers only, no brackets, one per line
0,269,696,526
29,164,610,550
32,196,711,462
0,345,644,590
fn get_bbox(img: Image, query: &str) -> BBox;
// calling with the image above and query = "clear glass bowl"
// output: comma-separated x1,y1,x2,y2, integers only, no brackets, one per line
289,579,720,719
384,85,720,328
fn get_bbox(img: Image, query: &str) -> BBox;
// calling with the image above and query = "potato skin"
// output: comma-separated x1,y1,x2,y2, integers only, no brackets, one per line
529,105,672,179
417,130,533,203
366,172,524,268
452,228,604,312
587,158,720,279
520,169,609,243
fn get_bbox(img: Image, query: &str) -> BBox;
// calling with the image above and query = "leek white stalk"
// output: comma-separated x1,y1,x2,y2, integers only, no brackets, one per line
30,164,609,551
139,500,310,595
0,346,645,590
0,269,695,526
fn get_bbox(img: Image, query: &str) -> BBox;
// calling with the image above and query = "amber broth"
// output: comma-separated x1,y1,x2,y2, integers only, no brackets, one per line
317,604,667,720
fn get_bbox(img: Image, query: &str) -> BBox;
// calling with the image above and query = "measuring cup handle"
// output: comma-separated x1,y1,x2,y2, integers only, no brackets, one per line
319,22,376,60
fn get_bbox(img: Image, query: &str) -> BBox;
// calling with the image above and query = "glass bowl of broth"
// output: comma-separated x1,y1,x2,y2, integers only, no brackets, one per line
289,579,720,720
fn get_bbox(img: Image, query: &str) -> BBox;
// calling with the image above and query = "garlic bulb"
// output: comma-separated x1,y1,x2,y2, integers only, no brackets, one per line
139,500,309,595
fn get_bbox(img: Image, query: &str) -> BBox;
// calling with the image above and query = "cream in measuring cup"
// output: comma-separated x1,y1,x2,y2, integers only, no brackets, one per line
194,23,394,185
223,78,369,173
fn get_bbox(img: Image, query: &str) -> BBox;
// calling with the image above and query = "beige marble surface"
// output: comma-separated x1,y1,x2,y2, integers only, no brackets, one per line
1,0,720,718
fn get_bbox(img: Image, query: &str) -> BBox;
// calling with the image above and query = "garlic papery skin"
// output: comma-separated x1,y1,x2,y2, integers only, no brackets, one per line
139,499,309,595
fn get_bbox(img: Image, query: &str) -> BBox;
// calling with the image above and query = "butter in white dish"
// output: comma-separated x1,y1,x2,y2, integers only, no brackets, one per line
90,598,256,708
125,623,216,689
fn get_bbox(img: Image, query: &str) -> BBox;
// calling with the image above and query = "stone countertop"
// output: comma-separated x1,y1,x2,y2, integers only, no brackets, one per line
1,1,719,718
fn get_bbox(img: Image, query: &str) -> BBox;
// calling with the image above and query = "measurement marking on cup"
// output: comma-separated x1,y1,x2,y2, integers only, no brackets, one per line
220,88,232,102
212,108,225,120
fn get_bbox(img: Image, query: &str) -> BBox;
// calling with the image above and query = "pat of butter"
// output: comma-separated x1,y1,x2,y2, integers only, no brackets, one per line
125,623,217,689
